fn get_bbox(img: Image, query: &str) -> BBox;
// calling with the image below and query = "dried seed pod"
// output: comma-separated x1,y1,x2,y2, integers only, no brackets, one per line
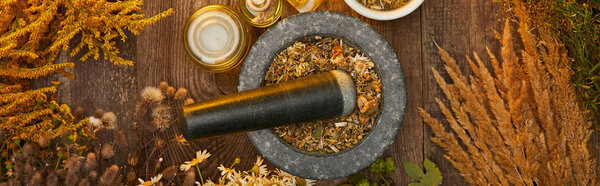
159,81,169,93
128,153,139,166
161,166,178,180
94,109,104,118
184,98,195,105
174,88,188,100
101,144,114,159
84,153,96,171
127,170,136,182
165,86,176,97
98,165,119,186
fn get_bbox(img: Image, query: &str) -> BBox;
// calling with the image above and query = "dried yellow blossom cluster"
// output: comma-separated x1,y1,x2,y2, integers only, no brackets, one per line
0,0,172,147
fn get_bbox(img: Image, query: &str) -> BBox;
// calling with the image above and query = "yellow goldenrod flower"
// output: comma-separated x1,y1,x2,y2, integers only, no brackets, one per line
180,150,211,171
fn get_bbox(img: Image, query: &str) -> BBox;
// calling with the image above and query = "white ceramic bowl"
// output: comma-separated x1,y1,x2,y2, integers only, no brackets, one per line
344,0,424,20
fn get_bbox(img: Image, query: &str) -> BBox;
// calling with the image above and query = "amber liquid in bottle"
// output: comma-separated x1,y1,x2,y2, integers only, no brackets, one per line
286,0,308,7
286,0,323,12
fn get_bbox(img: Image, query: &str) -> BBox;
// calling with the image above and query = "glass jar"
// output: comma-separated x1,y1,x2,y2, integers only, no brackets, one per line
183,5,252,73
239,0,283,28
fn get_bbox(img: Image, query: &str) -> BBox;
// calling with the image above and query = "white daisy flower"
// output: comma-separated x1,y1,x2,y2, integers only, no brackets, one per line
250,156,268,176
180,150,211,171
137,174,162,186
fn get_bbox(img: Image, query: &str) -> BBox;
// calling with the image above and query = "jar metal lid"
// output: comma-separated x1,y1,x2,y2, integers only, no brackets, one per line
183,5,251,73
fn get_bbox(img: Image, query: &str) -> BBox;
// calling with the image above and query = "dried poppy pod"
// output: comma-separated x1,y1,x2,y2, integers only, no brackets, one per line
181,70,356,140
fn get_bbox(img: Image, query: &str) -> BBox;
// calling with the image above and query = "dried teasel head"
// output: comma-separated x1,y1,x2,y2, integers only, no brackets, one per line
128,153,139,166
151,104,172,131
113,129,126,146
99,165,119,185
142,87,165,103
36,135,50,148
182,169,196,186
88,171,97,179
101,144,114,159
101,112,117,129
127,170,137,182
161,166,178,180
64,155,83,175
85,153,97,171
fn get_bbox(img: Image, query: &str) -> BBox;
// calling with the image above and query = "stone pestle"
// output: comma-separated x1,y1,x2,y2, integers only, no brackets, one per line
181,70,356,140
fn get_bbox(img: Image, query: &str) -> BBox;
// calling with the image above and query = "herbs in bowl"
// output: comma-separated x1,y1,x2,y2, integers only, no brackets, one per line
265,36,382,154
344,0,423,20
360,0,408,10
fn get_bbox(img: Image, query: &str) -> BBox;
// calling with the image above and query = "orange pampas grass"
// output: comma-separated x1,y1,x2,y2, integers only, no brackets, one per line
420,2,596,185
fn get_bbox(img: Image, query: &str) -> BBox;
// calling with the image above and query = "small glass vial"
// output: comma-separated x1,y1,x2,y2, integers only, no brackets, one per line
286,0,323,12
239,0,283,27
183,5,252,73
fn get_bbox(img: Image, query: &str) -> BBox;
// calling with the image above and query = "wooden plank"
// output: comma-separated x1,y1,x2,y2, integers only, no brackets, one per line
421,0,472,185
421,0,501,185
44,0,509,185
136,0,229,180
377,7,424,186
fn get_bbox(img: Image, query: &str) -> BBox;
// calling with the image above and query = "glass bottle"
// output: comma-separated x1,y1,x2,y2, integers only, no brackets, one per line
239,0,283,27
286,0,323,12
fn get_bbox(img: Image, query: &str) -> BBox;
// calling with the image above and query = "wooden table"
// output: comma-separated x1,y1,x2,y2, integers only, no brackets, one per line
53,0,507,185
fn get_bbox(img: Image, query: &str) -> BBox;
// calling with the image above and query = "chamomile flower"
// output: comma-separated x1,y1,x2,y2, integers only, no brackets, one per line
304,178,316,186
295,177,317,186
137,174,162,186
197,180,217,186
217,164,234,176
180,150,211,171
229,170,247,185
250,156,268,175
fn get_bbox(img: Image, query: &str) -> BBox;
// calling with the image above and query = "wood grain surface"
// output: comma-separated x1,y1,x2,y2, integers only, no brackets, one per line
46,0,537,185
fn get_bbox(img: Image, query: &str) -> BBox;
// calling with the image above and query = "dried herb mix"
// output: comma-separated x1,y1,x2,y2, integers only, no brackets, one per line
265,37,382,153
360,0,408,10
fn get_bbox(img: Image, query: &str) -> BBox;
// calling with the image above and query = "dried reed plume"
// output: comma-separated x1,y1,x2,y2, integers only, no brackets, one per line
420,2,596,185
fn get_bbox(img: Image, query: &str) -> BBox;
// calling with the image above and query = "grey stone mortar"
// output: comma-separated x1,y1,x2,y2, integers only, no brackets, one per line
238,11,406,180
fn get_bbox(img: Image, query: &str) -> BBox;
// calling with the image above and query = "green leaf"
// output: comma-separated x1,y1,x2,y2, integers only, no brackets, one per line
349,173,366,184
402,158,443,186
369,159,385,173
402,161,424,179
423,158,442,185
357,179,370,186
408,183,425,186
311,125,323,139
384,157,396,173
369,181,379,186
